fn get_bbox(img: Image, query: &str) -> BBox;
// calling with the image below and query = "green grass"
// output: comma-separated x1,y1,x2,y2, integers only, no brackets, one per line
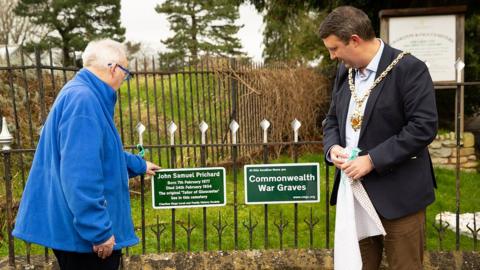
1,153,478,257
425,167,480,251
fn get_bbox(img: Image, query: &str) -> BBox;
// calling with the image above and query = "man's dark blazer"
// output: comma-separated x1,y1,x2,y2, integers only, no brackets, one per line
323,42,438,220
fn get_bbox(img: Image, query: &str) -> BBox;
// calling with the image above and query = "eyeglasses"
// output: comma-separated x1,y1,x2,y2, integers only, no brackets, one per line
108,63,132,81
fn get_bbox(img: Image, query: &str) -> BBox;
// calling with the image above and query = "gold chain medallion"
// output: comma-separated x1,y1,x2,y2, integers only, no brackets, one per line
348,52,409,131
350,111,363,131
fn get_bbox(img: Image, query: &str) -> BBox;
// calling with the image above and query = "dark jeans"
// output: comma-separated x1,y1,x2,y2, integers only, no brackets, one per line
53,249,122,270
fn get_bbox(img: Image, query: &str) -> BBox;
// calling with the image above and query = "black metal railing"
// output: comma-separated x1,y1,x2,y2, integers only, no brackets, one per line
0,46,479,269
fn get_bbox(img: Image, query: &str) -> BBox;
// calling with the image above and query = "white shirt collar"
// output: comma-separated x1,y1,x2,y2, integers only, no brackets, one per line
357,39,384,75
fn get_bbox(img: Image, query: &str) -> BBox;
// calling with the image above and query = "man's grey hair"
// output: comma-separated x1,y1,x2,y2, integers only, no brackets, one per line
82,39,127,69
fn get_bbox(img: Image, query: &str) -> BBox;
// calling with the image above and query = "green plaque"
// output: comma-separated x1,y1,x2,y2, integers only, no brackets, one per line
152,167,226,209
244,163,320,204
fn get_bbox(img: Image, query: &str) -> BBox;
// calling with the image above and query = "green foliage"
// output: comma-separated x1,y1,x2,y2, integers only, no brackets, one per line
155,0,243,63
247,0,330,64
248,0,480,119
14,0,125,64
464,7,480,116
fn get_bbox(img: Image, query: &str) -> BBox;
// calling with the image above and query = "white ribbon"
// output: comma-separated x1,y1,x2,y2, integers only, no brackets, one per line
334,148,386,270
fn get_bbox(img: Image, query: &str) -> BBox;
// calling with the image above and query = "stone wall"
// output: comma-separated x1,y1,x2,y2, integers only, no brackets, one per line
429,132,478,172
1,250,479,269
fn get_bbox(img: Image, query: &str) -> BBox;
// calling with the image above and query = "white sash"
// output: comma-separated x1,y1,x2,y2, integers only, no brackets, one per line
334,149,386,270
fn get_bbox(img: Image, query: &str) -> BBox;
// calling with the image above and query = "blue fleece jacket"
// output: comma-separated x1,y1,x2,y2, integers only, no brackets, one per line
13,68,146,252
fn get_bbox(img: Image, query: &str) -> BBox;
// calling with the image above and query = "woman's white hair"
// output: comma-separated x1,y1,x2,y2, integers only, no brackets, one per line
82,39,127,69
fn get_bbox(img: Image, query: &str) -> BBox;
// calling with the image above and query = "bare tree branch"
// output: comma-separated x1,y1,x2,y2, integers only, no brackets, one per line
0,0,48,45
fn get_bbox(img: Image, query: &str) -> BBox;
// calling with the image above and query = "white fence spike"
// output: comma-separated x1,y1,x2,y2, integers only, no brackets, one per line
230,120,239,144
291,119,301,143
168,121,177,145
455,58,465,83
199,121,209,144
135,122,146,146
0,117,13,151
260,119,270,143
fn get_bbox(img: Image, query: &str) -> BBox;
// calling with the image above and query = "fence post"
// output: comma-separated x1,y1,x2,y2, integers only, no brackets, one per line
230,120,239,250
199,121,209,251
229,59,238,136
168,121,178,251
291,119,301,248
229,58,239,250
325,164,330,249
454,59,465,251
322,118,331,249
260,119,270,249
1,117,15,267
135,122,146,254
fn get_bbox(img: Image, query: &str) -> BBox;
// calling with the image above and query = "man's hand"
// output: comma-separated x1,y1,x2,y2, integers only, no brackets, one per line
329,145,349,169
145,161,161,176
341,155,374,180
93,235,115,259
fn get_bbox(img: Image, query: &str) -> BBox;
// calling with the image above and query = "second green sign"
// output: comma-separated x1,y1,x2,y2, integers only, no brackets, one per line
244,163,320,204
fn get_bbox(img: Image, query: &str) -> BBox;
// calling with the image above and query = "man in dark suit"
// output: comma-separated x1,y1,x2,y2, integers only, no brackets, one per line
320,6,438,270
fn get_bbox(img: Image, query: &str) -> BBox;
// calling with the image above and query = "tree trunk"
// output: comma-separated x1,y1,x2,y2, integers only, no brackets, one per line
190,13,198,62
